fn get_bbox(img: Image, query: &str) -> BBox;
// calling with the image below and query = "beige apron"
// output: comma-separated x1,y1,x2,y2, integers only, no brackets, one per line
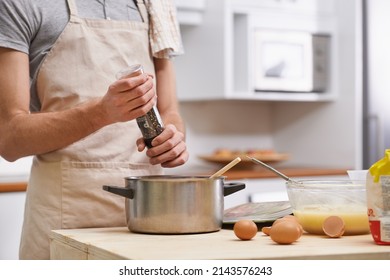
19,0,163,260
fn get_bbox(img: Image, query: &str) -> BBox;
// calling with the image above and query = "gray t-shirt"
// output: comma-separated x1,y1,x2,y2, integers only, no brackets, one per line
0,0,142,111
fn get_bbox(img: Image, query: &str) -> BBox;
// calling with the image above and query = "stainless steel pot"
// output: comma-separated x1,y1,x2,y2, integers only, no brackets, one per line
103,175,245,234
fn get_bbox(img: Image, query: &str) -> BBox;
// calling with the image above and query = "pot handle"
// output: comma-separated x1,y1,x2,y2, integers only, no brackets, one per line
102,185,134,199
223,182,245,196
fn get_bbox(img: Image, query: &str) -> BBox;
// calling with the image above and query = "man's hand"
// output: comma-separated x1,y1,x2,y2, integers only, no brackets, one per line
137,124,189,168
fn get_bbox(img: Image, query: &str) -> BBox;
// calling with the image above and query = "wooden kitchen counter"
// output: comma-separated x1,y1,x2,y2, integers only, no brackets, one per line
0,181,27,193
49,227,390,260
0,168,347,193
221,167,348,180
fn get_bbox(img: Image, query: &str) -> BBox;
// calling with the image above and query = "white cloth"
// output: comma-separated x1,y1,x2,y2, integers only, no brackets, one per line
146,0,184,58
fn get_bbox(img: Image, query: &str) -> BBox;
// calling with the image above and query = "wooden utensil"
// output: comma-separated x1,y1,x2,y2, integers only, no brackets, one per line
209,157,242,179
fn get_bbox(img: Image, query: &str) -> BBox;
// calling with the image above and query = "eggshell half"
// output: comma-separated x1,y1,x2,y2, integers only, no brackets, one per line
322,216,345,238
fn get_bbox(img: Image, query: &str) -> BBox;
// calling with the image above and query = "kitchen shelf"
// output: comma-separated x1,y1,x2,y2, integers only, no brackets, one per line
225,91,337,102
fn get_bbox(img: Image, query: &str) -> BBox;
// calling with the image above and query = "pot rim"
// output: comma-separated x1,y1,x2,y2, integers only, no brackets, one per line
124,175,226,181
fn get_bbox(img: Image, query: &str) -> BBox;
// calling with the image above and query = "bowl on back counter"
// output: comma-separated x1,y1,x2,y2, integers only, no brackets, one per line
198,149,290,169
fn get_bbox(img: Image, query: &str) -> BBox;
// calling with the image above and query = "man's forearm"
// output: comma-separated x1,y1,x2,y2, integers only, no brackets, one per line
0,99,106,161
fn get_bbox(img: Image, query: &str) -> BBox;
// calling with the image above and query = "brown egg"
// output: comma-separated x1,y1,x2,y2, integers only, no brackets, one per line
272,218,287,226
273,216,304,237
270,220,301,244
288,217,304,237
272,216,296,226
233,219,258,240
282,215,300,223
272,217,288,226
297,223,304,237
261,226,272,236
322,216,345,238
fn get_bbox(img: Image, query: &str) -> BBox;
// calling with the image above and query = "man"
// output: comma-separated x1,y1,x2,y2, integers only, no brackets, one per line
0,0,188,259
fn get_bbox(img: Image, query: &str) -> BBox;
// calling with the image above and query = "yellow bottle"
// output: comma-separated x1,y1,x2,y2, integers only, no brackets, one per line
366,149,390,245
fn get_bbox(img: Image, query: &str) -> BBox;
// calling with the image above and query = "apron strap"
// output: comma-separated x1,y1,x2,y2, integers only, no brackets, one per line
66,0,79,17
136,0,149,25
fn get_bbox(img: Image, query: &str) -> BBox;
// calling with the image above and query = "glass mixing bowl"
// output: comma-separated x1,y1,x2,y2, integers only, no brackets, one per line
286,180,369,235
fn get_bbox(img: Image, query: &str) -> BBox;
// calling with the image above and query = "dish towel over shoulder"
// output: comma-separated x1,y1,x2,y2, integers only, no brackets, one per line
145,0,184,58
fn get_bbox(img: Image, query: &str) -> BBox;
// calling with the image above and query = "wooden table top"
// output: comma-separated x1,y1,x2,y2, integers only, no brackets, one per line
50,227,390,260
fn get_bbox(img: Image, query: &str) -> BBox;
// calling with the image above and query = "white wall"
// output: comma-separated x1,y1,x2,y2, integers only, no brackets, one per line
167,100,275,174
271,0,362,169
0,157,32,177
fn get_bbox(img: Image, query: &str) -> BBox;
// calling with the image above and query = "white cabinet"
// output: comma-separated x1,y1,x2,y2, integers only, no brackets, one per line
175,0,206,26
0,192,26,260
231,0,334,15
174,0,347,102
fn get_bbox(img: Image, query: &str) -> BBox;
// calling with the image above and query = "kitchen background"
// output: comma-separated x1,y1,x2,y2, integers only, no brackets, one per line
0,0,379,259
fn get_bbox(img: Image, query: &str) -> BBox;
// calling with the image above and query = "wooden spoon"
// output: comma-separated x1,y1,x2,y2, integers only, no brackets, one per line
209,157,242,179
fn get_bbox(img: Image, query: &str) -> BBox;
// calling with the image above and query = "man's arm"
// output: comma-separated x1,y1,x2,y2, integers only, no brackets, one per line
0,48,156,161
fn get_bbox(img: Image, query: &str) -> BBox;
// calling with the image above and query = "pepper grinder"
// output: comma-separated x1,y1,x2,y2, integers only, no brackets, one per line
116,64,164,148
